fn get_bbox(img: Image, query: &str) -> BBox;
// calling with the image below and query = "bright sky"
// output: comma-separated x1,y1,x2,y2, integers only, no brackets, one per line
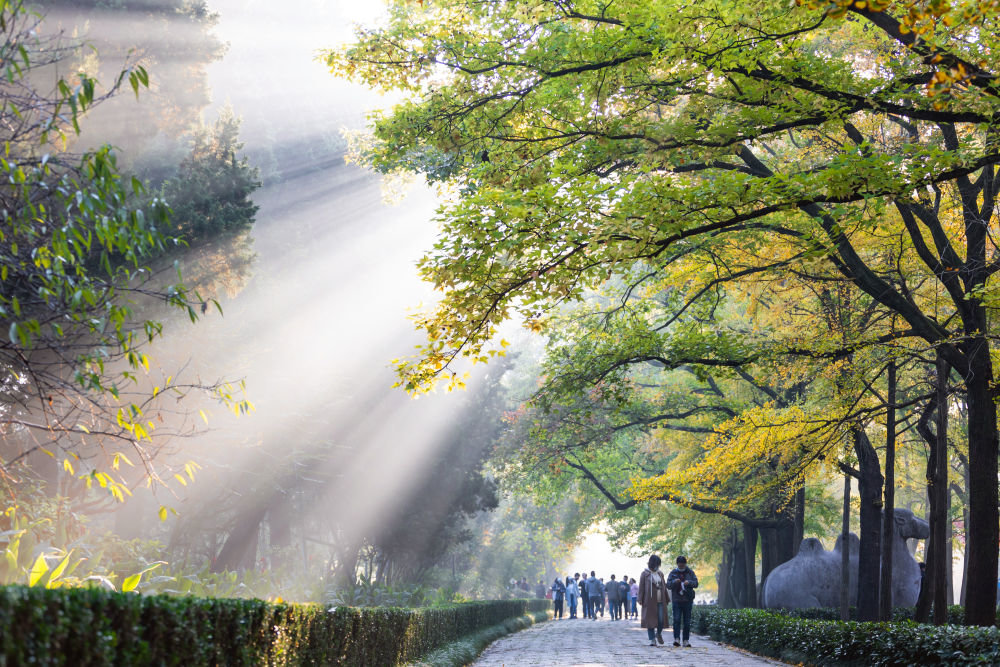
567,528,650,582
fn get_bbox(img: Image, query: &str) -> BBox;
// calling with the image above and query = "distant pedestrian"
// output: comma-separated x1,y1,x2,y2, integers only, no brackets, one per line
566,575,579,618
586,571,602,620
629,578,639,619
551,577,566,618
597,577,606,617
639,554,667,646
667,556,698,647
535,580,547,599
618,575,629,620
606,574,620,619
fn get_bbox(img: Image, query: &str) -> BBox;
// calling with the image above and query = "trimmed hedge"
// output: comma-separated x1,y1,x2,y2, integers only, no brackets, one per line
692,606,1000,666
697,604,1000,626
0,585,550,666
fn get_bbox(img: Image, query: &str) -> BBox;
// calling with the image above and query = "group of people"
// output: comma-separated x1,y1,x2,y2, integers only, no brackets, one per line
547,555,699,648
549,572,639,622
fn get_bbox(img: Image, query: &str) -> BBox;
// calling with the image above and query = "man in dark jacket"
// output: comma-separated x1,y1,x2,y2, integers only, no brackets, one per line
618,575,630,620
606,574,620,619
666,556,698,647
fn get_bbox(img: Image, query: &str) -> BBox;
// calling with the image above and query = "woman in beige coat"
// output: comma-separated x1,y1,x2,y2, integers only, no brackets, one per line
638,554,668,646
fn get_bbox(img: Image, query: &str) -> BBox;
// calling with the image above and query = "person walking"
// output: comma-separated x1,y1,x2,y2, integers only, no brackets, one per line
606,574,620,619
618,575,629,620
565,575,579,618
551,577,566,618
667,555,698,647
586,571,602,620
598,577,606,617
629,577,639,619
639,555,667,646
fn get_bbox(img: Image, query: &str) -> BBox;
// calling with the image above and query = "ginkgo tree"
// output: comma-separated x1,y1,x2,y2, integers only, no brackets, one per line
331,0,1000,624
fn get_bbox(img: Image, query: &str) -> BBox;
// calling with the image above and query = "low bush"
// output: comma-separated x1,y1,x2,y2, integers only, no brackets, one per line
691,604,999,626
692,606,1000,666
0,585,550,666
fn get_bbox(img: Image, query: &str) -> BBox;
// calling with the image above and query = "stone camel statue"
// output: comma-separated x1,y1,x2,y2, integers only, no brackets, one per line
761,508,929,609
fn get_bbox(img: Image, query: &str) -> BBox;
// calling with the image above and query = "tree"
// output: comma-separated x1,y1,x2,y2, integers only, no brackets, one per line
0,1,248,499
331,0,1000,624
161,108,261,243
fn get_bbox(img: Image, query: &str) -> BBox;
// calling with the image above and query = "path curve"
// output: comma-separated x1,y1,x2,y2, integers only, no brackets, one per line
473,613,786,666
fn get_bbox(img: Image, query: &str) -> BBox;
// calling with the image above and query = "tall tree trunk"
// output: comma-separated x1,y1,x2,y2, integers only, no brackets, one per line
853,426,884,622
946,506,954,606
931,353,950,625
716,562,732,609
744,523,758,608
955,163,1000,626
213,504,266,572
841,472,851,622
879,360,896,621
759,527,777,584
959,488,970,607
268,495,294,568
730,527,748,607
964,360,997,625
793,482,805,557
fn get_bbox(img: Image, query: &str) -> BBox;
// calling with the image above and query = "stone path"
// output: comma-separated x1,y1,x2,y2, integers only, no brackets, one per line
473,614,786,666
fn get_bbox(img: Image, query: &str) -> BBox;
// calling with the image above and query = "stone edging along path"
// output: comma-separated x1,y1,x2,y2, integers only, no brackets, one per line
472,613,788,666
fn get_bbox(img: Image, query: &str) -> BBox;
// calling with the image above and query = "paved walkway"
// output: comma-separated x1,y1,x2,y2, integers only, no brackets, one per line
473,614,786,666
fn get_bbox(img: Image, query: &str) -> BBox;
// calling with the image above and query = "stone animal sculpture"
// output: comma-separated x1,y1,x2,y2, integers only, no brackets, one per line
761,508,929,609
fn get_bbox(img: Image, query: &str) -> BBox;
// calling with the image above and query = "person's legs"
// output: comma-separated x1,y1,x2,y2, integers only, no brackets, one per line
656,602,664,643
681,602,693,642
672,602,682,644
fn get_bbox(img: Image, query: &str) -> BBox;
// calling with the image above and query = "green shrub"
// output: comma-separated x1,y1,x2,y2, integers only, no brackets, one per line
691,605,999,627
0,585,548,665
692,606,1000,666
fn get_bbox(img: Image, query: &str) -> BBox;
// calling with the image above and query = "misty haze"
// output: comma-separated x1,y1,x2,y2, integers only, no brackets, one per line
0,0,996,664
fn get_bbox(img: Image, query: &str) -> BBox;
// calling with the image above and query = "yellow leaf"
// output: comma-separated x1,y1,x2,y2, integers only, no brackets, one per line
28,553,49,587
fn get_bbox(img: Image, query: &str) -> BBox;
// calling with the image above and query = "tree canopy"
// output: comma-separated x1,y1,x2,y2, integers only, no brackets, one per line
0,0,250,503
331,0,1000,623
